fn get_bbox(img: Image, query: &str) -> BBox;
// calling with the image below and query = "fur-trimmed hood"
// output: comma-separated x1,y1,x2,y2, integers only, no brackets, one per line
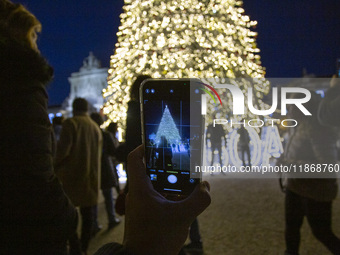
0,27,53,89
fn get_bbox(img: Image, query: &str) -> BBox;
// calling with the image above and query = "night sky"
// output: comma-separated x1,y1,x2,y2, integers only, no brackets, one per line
15,0,340,106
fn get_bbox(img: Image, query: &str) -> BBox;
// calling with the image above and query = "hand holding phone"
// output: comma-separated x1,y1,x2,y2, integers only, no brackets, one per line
123,145,211,255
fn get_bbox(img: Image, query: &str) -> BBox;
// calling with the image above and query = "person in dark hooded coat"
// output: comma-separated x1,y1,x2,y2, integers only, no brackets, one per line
0,1,77,254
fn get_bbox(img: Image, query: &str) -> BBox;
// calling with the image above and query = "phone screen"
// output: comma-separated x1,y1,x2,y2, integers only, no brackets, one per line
140,79,203,198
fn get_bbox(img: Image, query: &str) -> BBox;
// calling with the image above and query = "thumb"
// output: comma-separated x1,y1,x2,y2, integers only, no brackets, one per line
176,181,211,221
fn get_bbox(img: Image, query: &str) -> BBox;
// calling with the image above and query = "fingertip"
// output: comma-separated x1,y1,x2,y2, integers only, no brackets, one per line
201,181,210,192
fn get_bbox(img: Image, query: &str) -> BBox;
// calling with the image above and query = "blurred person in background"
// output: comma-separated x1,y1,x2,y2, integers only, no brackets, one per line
106,122,121,194
53,115,65,142
113,75,151,216
279,91,340,255
91,113,121,232
55,98,102,255
124,75,151,159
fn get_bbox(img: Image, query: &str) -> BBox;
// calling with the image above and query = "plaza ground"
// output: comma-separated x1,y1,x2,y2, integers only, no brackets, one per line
87,174,340,255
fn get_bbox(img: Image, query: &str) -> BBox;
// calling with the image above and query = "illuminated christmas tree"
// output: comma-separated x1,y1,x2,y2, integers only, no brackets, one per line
103,0,270,132
155,105,181,145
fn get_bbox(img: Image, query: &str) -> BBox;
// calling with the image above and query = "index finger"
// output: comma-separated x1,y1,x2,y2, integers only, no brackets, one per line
127,145,153,193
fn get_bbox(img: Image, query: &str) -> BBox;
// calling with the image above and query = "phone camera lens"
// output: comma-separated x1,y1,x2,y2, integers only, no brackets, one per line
195,89,199,94
170,89,174,93
151,89,155,94
146,89,150,93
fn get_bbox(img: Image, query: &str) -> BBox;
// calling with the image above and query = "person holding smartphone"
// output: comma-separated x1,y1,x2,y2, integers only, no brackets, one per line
95,145,211,255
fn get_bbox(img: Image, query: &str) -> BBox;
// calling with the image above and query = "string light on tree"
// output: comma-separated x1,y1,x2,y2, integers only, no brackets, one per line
103,0,270,134
155,105,181,145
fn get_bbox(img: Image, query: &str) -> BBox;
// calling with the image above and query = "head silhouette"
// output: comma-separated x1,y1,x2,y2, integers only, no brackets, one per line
0,0,41,50
90,112,104,126
72,98,88,115
130,74,151,101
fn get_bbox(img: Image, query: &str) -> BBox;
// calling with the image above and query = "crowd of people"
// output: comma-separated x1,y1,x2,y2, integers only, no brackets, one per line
1,0,340,255
0,2,210,255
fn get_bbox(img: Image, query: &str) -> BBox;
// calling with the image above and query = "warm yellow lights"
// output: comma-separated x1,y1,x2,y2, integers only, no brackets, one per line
103,0,269,136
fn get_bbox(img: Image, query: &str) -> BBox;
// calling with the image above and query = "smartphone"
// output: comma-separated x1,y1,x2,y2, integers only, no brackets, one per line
140,79,203,199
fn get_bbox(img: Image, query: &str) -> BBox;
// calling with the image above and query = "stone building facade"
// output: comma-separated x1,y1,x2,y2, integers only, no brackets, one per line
62,52,108,117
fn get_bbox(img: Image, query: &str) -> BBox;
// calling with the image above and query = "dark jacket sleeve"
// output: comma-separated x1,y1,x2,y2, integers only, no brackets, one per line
94,243,136,255
318,86,340,127
55,118,75,168
104,131,117,156
0,38,77,249
101,131,119,189
0,82,77,249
